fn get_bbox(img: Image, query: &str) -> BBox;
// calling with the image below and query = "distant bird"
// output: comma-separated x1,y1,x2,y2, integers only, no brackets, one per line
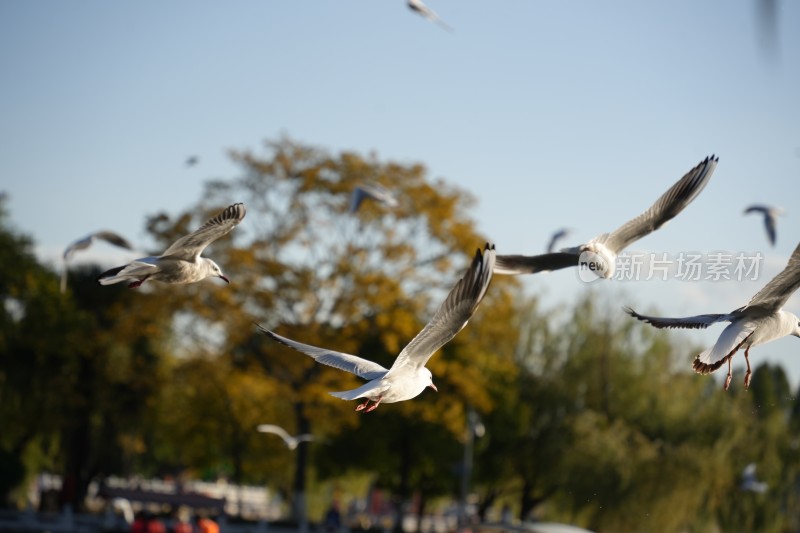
97,203,246,288
185,155,199,167
407,0,452,31
741,463,768,493
61,231,135,293
494,155,718,280
256,424,314,450
349,183,399,214
625,241,800,391
546,228,572,254
63,231,134,262
744,204,784,246
258,243,496,412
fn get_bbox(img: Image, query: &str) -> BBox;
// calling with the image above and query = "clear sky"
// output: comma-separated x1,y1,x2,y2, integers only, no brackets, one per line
1,1,799,387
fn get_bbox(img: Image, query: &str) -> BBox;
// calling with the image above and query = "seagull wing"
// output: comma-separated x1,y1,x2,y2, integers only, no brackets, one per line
764,211,777,246
744,241,800,313
63,236,93,260
624,306,731,329
93,231,134,251
597,155,718,253
389,243,495,374
258,326,389,380
256,424,293,445
349,188,368,213
161,203,246,260
493,252,577,275
546,229,570,253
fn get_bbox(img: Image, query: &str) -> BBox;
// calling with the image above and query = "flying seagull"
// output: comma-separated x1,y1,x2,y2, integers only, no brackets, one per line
97,203,246,288
258,243,496,412
546,228,572,254
744,204,784,246
349,183,399,214
256,424,313,450
407,0,452,32
61,230,135,293
741,463,768,493
625,241,800,390
493,155,718,280
186,155,199,167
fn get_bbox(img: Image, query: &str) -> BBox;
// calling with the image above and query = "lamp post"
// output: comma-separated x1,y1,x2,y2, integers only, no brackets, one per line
458,408,484,532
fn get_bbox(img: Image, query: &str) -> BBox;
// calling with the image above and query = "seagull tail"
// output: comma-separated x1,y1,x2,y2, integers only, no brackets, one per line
96,265,127,285
329,390,363,401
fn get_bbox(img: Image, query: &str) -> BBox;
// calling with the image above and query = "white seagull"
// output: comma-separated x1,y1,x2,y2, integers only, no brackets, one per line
256,424,314,450
625,241,800,390
61,230,135,292
349,183,399,214
493,155,718,280
740,463,768,493
407,0,452,32
744,204,784,246
97,203,246,288
546,228,572,254
258,243,496,412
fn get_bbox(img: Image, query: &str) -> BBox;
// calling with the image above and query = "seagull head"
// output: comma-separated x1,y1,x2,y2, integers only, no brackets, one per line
206,259,229,283
793,318,800,338
423,367,438,392
579,242,616,280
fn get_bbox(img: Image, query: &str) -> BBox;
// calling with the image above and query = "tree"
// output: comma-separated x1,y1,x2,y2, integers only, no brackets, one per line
148,137,523,527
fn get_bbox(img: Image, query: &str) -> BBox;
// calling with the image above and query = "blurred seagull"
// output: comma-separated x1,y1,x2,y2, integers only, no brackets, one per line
256,424,313,450
625,241,800,391
97,203,246,288
744,204,784,246
494,155,718,280
63,231,134,262
741,463,768,493
407,0,452,32
546,228,572,254
185,155,199,167
61,230,135,293
349,183,399,214
258,243,496,412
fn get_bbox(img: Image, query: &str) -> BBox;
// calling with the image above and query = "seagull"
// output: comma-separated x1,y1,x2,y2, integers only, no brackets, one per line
185,155,199,167
258,243,496,412
493,155,718,280
97,203,246,288
744,204,784,246
741,463,768,493
407,0,452,32
546,228,571,254
61,231,135,293
63,231,134,262
625,241,800,391
349,183,399,214
256,424,314,450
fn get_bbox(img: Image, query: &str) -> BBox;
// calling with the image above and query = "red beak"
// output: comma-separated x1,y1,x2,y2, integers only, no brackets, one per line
429,383,438,392
220,275,230,284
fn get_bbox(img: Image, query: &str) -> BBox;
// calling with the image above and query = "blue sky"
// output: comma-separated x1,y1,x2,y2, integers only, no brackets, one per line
1,1,799,387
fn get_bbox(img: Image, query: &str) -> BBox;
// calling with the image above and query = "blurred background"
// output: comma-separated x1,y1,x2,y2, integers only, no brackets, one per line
1,1,799,532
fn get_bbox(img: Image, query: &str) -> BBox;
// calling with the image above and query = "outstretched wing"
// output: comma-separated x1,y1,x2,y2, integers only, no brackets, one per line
389,243,496,373
744,241,800,313
624,306,731,329
598,155,718,253
257,326,389,380
256,424,293,444
546,228,570,253
162,203,246,260
93,231,134,251
493,252,577,275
